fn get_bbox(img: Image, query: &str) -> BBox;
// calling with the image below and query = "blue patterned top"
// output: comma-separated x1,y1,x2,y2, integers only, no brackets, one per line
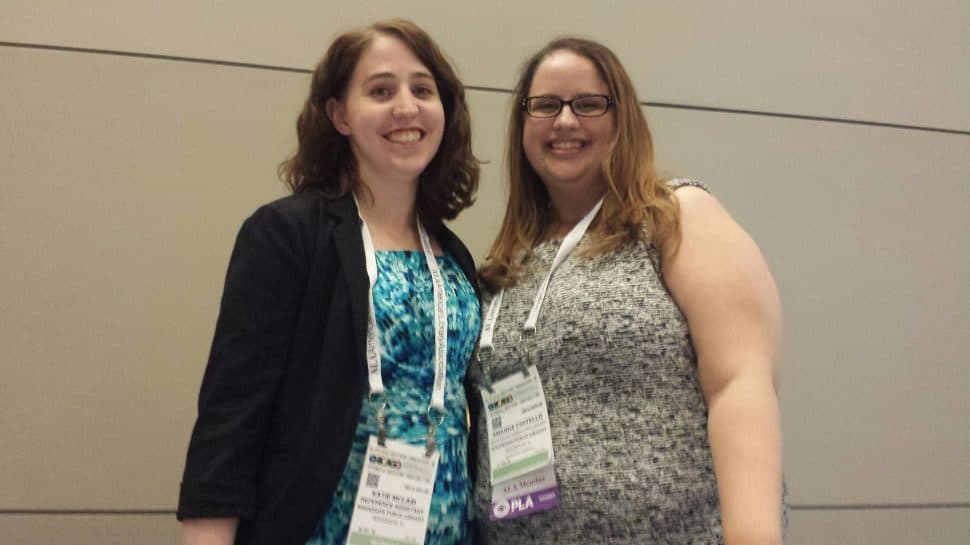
306,250,481,545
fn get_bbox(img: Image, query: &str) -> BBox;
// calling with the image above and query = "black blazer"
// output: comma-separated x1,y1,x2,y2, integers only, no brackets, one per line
177,192,481,545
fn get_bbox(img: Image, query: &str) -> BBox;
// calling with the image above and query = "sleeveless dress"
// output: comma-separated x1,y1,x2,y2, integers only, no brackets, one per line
306,251,481,545
470,181,784,543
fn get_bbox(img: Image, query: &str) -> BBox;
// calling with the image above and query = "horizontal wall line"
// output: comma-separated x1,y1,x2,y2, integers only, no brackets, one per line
467,90,970,135
638,102,969,135
0,509,175,516
3,503,969,515
0,41,308,74
1,41,968,137
791,502,970,511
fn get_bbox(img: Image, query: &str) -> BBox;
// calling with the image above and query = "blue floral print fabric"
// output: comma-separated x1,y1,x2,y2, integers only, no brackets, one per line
306,250,481,545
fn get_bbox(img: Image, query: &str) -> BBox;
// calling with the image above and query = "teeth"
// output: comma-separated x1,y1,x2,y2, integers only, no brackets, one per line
387,129,422,143
550,141,583,150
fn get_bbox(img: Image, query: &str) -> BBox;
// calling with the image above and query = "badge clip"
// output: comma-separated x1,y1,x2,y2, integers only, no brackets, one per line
373,396,388,447
477,349,495,393
521,328,537,378
425,407,445,457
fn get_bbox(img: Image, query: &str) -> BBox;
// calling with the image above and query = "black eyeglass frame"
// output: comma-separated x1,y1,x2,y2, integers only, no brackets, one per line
521,94,614,118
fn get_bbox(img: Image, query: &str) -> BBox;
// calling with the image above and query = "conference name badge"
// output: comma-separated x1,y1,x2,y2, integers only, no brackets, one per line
345,436,440,545
481,365,560,520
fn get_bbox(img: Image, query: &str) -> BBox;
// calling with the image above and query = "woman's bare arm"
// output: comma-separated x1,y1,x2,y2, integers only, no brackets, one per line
663,186,784,545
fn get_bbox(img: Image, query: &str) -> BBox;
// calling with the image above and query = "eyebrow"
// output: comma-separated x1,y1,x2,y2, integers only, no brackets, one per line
362,71,436,84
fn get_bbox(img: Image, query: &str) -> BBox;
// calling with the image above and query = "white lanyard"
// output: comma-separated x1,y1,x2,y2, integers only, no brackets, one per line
357,200,449,418
480,197,603,350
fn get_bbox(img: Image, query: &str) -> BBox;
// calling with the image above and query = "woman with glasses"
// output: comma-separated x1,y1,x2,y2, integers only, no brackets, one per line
177,20,481,545
472,37,785,544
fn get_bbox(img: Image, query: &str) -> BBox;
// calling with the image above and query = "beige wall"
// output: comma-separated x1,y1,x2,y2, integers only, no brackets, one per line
1,2,968,543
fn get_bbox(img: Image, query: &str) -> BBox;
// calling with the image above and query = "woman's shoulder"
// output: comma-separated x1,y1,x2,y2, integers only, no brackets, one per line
230,192,358,265
244,192,354,233
663,178,767,284
253,191,326,221
435,222,472,255
665,178,724,223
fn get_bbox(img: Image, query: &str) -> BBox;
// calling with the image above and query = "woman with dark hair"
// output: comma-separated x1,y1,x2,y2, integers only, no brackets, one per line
178,19,481,545
472,38,785,544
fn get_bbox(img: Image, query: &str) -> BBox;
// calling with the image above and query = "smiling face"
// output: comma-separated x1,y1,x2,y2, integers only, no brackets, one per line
327,33,445,189
522,49,616,202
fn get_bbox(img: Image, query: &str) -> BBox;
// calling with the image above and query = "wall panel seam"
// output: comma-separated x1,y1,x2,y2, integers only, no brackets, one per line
3,504,969,515
0,510,175,515
2,41,967,136
791,503,970,511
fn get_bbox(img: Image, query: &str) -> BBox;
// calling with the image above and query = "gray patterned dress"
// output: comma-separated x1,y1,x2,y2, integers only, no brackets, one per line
470,181,735,544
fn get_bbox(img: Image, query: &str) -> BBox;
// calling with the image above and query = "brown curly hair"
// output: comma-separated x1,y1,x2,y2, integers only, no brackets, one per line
279,19,479,223
480,37,680,290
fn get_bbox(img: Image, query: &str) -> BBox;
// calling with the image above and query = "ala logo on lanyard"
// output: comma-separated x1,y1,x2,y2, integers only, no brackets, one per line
478,197,604,521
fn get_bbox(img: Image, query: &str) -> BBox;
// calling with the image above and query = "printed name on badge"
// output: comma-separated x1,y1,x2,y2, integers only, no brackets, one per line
345,436,440,545
481,365,559,520
482,366,554,482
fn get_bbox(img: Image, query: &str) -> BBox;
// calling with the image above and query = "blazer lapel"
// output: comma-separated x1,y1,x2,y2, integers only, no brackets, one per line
329,195,370,369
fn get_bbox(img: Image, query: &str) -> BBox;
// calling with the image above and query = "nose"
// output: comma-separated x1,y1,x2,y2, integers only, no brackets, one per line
551,104,580,129
392,89,420,118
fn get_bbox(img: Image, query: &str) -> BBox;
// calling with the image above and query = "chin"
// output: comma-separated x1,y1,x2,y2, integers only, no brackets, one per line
389,160,433,179
544,170,593,186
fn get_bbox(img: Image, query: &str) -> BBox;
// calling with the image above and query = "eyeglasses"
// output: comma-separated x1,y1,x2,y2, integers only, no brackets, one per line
522,95,613,118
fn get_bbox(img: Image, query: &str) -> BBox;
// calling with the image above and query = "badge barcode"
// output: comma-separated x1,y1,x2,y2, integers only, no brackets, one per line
491,416,502,429
365,472,379,488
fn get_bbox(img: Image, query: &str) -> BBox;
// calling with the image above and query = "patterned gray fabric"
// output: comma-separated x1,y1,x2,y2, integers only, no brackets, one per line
470,180,727,544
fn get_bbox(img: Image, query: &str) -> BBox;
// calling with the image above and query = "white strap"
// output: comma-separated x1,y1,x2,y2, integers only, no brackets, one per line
360,209,383,398
417,219,448,413
357,198,448,414
479,289,503,350
480,197,604,349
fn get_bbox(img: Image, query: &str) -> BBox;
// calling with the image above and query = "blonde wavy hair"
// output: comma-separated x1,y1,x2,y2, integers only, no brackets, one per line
479,37,681,290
